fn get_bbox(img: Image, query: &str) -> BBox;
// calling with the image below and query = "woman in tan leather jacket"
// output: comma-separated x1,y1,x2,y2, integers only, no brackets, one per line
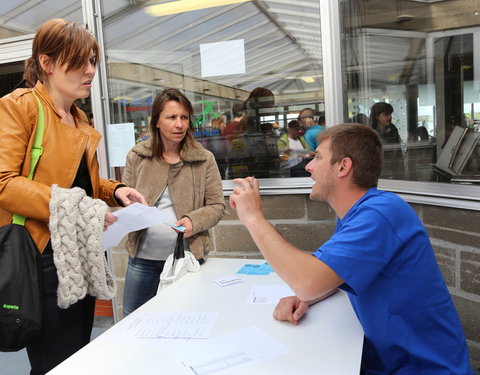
122,88,225,317
0,19,145,375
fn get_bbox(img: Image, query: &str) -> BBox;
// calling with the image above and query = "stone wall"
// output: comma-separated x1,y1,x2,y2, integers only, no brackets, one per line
111,194,480,369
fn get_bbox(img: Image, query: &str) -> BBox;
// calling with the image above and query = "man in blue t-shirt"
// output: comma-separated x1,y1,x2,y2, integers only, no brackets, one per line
229,124,473,374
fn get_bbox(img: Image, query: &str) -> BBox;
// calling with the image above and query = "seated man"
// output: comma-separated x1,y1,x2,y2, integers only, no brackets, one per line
229,124,473,374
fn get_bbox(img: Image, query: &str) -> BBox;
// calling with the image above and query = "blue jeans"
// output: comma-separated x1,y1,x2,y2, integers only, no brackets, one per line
123,257,165,317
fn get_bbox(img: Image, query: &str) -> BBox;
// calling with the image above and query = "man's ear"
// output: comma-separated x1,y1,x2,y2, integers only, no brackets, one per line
337,157,353,178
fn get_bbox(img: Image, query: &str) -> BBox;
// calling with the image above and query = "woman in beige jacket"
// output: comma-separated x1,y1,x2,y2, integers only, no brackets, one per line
122,88,225,316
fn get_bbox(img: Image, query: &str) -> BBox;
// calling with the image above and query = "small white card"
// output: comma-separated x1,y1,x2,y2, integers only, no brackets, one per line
214,275,245,287
247,284,294,305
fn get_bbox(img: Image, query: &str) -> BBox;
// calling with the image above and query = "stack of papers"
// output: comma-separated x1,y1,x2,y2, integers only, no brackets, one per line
103,203,174,248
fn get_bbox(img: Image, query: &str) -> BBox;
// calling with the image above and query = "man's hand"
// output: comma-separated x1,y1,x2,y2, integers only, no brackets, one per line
229,177,263,227
115,186,147,206
103,211,118,231
273,296,309,325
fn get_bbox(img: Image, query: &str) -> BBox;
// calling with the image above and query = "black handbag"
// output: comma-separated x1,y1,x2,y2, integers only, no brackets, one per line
0,92,45,352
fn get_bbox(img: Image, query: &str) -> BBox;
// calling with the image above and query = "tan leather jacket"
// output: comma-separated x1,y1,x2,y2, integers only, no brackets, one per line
123,138,226,260
0,81,122,253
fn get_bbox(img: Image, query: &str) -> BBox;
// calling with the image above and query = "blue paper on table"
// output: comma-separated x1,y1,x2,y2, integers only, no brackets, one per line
236,263,274,275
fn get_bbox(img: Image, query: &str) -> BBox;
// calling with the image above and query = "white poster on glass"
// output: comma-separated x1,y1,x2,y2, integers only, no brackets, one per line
200,39,246,77
106,122,135,167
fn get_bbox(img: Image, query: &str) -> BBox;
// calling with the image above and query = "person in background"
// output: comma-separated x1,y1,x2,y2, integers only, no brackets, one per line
223,101,244,142
297,107,315,136
211,116,226,134
277,120,310,153
0,18,146,375
370,102,400,144
370,102,404,178
229,124,473,374
208,115,229,179
229,87,279,178
415,126,430,141
122,88,226,317
303,111,325,151
277,120,312,177
349,112,370,125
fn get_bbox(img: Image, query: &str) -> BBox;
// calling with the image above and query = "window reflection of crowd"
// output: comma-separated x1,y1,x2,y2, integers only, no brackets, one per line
228,87,280,179
349,101,439,181
199,88,329,179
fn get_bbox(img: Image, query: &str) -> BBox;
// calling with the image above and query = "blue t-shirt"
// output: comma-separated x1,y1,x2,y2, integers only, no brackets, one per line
313,188,472,374
304,124,324,151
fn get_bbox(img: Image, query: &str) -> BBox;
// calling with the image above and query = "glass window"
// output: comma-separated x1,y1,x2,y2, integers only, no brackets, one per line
101,0,323,180
341,0,480,184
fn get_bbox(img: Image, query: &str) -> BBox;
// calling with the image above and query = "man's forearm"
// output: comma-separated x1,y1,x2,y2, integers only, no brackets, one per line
244,216,342,301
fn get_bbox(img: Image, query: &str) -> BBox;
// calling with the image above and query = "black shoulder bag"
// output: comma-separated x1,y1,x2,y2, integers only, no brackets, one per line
0,93,44,352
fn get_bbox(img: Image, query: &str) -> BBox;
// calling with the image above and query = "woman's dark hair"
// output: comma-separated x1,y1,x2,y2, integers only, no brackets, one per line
240,87,275,133
23,18,99,88
243,87,275,110
149,88,197,158
232,102,244,118
370,102,393,130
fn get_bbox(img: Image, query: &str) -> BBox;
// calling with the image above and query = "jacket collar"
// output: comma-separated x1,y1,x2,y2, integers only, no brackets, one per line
32,81,83,123
132,137,208,162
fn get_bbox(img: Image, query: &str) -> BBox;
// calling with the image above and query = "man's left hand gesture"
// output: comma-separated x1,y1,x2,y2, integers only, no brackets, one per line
229,177,263,227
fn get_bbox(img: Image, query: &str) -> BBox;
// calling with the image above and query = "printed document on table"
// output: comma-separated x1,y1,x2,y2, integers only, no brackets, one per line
169,325,289,375
103,202,171,248
100,311,220,340
247,284,294,305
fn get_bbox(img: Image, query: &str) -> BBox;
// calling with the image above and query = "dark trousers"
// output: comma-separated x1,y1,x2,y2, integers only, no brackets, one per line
26,246,95,375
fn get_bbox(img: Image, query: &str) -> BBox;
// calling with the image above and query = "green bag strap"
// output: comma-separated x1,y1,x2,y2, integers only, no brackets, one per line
12,92,45,226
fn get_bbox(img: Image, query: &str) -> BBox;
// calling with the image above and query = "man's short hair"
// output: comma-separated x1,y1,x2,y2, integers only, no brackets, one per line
298,107,314,121
317,124,383,188
287,120,301,130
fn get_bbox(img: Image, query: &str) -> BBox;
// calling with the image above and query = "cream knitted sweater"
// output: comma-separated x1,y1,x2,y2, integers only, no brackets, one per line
49,185,116,309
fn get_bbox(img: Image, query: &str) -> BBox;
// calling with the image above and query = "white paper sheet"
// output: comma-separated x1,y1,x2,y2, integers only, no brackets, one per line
103,203,172,248
106,122,136,167
100,311,220,340
200,40,245,78
170,326,289,375
214,275,245,287
246,284,295,305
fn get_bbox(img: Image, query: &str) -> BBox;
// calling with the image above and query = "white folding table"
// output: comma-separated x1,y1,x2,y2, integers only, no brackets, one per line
48,258,363,375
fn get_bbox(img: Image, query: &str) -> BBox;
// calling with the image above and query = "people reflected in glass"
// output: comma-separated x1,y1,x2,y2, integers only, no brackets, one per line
303,111,325,151
370,102,401,144
349,113,370,125
370,102,403,179
228,87,280,179
277,120,312,177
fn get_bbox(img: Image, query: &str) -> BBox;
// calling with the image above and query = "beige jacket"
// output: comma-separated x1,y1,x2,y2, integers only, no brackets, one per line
123,138,226,260
0,81,121,253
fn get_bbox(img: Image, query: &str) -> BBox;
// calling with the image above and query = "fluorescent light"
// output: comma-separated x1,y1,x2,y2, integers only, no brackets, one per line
300,76,315,83
145,0,252,17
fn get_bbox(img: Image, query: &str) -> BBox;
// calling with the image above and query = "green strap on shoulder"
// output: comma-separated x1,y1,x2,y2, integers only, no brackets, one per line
12,92,45,226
